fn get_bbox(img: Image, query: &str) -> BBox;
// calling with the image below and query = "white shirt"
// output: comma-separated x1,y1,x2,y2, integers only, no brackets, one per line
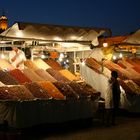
9,49,26,70
105,79,113,109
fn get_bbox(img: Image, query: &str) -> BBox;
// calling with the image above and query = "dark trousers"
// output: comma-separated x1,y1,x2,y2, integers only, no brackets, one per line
105,107,119,125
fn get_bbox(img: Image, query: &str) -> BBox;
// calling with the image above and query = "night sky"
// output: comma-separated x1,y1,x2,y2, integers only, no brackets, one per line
1,0,140,36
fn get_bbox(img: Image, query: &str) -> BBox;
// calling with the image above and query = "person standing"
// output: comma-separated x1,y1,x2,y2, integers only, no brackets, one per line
9,46,26,70
105,70,121,126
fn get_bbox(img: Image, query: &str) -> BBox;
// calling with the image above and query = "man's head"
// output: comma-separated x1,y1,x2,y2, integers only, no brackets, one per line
111,70,118,79
12,46,18,52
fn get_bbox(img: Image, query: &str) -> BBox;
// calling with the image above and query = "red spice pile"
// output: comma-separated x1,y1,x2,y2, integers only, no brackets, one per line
9,69,31,84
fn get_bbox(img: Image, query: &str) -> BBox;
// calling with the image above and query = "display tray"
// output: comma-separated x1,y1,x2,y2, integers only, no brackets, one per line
0,97,99,129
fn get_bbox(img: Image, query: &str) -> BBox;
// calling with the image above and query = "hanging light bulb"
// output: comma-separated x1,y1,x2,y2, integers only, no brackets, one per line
41,54,46,59
0,47,6,59
113,55,117,60
119,53,123,58
58,57,63,62
103,43,108,47
66,59,69,63
0,53,5,59
81,61,85,66
60,53,64,58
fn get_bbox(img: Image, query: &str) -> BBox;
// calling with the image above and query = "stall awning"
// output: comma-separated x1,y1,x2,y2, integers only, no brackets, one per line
0,22,111,46
123,29,140,45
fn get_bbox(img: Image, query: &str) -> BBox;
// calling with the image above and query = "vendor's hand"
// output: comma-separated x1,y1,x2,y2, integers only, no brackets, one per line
11,53,20,62
11,55,17,62
16,63,20,68
16,60,24,68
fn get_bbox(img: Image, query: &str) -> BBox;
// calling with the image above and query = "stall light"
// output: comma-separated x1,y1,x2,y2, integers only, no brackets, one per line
0,53,5,59
60,53,64,58
39,37,45,40
64,52,67,57
70,35,77,40
52,43,55,47
0,41,6,44
54,37,62,41
119,53,123,58
103,43,108,47
58,57,63,62
113,55,117,60
81,61,85,66
41,54,46,59
66,59,69,63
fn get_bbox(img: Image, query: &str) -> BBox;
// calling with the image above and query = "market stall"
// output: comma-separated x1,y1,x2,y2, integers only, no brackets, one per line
0,57,102,127
0,22,110,128
79,34,140,113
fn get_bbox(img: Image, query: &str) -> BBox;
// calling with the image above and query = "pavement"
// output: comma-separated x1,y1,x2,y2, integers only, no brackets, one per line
1,112,140,140
22,112,140,140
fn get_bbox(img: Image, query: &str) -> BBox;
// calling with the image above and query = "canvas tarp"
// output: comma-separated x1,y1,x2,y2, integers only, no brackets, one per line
0,98,99,128
0,22,111,50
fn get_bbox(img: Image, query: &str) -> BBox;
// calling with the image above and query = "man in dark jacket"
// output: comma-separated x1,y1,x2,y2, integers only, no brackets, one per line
111,70,121,125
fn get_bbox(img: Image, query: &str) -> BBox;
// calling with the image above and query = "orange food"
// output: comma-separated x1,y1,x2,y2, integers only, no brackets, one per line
37,81,65,100
9,69,31,84
59,69,78,81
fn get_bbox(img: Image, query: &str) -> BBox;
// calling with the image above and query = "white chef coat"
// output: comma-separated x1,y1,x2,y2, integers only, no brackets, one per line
9,49,26,70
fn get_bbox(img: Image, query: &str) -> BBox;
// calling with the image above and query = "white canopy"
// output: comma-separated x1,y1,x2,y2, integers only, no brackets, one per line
0,22,111,46
123,29,140,45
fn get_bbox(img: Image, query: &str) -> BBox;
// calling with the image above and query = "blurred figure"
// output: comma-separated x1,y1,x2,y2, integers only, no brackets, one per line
9,46,26,70
24,47,31,59
105,70,121,126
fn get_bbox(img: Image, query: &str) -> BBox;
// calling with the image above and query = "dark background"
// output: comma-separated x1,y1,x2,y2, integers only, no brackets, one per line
1,0,140,36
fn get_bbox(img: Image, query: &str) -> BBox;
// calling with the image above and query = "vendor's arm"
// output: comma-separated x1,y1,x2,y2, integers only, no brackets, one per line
9,51,19,62
11,53,19,62
16,52,26,68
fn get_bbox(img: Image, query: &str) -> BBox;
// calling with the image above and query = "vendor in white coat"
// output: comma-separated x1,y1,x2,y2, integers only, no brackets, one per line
9,46,26,70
